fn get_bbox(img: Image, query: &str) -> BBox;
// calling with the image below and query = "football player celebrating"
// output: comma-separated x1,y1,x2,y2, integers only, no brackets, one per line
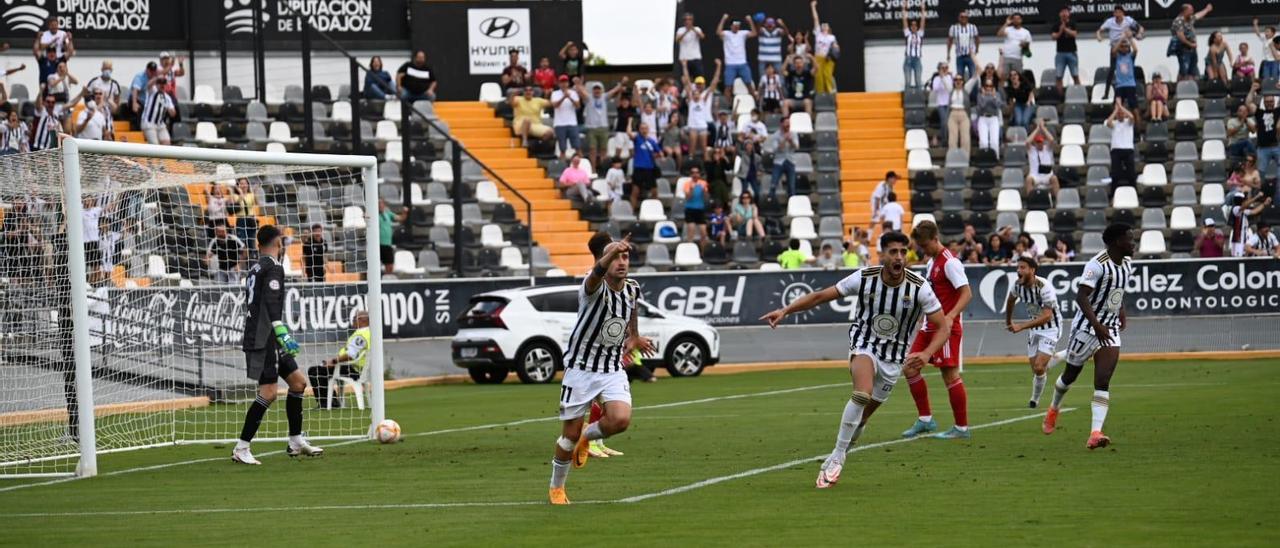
1003,256,1067,408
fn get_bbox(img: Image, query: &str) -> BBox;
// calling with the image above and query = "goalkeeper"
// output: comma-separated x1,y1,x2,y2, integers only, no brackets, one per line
233,225,323,465
308,310,370,409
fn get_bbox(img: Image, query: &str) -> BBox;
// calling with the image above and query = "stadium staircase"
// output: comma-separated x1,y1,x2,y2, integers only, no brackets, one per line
838,91,909,258
434,101,594,273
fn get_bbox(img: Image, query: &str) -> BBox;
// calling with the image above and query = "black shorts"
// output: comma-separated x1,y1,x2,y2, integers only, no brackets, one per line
761,98,781,113
1115,86,1138,110
633,167,658,191
380,245,395,265
246,349,299,385
685,208,706,224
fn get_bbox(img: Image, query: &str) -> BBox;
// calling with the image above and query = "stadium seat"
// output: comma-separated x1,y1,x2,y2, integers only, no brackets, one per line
1057,188,1081,209
673,242,703,267
1112,186,1139,209
1175,80,1200,99
1064,85,1088,105
1169,206,1197,230
759,262,782,271
474,181,503,205
1030,233,1049,254
789,112,814,134
732,240,760,265
939,190,961,211
193,85,218,105
1001,168,1024,189
968,190,994,212
1137,164,1167,186
1006,126,1028,144
375,120,399,141
1036,105,1059,125
1023,211,1050,234
1171,184,1197,206
996,189,1023,212
1060,124,1085,146
1169,229,1195,254
789,217,817,240
480,224,510,248
1026,188,1052,210
1003,145,1028,169
1089,82,1113,104
1168,163,1195,185
264,121,298,144
638,199,666,223
1051,210,1078,233
1172,141,1198,162
1081,232,1105,255
1202,119,1227,141
940,211,965,235
432,204,454,227
815,112,838,132
1088,124,1112,145
1086,144,1110,166
1083,210,1107,231
1059,145,1085,167
499,247,528,271
478,82,503,103
904,129,930,151
1201,140,1225,162
996,211,1021,233
1083,187,1108,209
1138,230,1167,257
263,142,286,154
818,216,844,239
945,148,969,168
147,255,180,281
330,101,353,123
1174,99,1200,121
393,250,425,275
195,122,226,145
1200,183,1225,207
911,213,936,229
908,149,936,171
382,100,403,122
431,160,453,183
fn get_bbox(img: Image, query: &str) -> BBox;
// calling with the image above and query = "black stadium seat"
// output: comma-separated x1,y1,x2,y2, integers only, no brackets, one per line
970,168,995,190
1141,186,1167,208
940,212,965,236
1170,230,1195,253
969,190,994,212
1051,210,1078,233
1026,189,1052,211
910,190,935,213
913,170,939,192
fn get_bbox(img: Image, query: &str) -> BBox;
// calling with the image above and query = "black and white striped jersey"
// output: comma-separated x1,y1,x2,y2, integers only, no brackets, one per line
564,277,640,374
1072,251,1132,334
32,106,62,151
837,266,942,364
1007,275,1062,337
140,86,173,128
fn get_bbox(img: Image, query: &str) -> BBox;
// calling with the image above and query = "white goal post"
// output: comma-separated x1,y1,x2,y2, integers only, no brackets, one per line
0,139,384,478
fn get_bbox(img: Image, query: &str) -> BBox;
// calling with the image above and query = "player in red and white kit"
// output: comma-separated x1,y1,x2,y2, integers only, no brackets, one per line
901,221,973,439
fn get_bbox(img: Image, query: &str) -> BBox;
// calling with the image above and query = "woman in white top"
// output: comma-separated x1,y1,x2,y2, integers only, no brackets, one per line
46,61,77,104
811,0,840,94
682,58,722,158
929,62,953,146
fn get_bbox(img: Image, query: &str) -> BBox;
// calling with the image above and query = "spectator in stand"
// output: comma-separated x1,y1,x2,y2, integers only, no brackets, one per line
603,157,626,203
1239,155,1264,195
1054,236,1076,262
984,233,1010,264
29,93,63,151
205,222,247,284
706,146,733,207
397,50,437,102
157,52,185,103
1171,3,1213,82
710,110,736,161
377,199,407,275
206,183,230,232
363,56,396,100
758,64,785,115
869,171,897,230
83,60,121,115
901,1,926,90
612,91,637,148
1107,99,1137,191
550,75,582,160
45,61,77,104
959,224,983,259
810,1,839,94
1025,122,1060,197
1051,7,1080,95
558,153,595,203
1147,72,1170,122
1096,6,1144,96
815,243,839,270
73,88,113,141
661,111,685,171
1205,31,1232,82
777,238,814,269
1006,70,1035,130
499,50,528,96
738,138,762,197
758,16,789,79
35,46,59,97
129,61,158,123
532,57,557,94
1228,104,1257,159
946,74,970,153
655,78,680,129
767,117,799,200
582,80,623,171
683,59,722,161
929,62,953,147
676,13,706,79
975,79,1004,157
34,16,72,62
139,74,176,145
878,192,905,232
1194,218,1226,257
627,121,663,209
732,191,764,240
782,53,815,119
717,13,757,102
231,178,260,250
708,201,732,248
1246,222,1280,257
682,166,710,243
0,110,30,154
947,9,980,82
1253,19,1280,81
1235,43,1256,80
1248,82,1280,184
559,41,590,81
739,108,769,145
996,13,1032,80
1229,192,1272,257
510,86,551,147
1112,36,1139,112
841,241,862,268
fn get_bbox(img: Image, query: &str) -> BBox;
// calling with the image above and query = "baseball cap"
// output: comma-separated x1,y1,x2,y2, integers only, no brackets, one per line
557,74,569,82
146,61,158,71
159,51,172,59
1205,218,1216,226
694,76,706,85
1033,134,1046,144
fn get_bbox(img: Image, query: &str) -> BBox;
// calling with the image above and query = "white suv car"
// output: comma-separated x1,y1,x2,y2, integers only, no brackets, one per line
452,285,720,384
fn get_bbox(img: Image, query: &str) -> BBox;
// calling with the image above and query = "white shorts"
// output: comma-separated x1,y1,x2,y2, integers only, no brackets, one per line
848,347,901,403
142,125,170,144
1230,242,1246,257
1027,331,1060,358
1065,326,1121,366
558,367,631,421
1031,172,1054,187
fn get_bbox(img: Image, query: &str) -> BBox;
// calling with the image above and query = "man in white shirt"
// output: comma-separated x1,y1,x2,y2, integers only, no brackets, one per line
717,14,757,101
74,90,113,141
83,60,122,114
550,75,582,160
675,13,705,79
997,13,1032,79
869,171,898,229
33,16,73,61
1106,100,1136,190
738,108,768,144
1024,125,1060,196
878,192,905,231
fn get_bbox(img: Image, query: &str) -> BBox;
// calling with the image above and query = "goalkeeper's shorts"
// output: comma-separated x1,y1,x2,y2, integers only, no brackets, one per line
246,349,299,385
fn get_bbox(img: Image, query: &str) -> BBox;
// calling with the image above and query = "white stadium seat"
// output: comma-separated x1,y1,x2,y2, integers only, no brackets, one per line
789,112,814,134
1023,211,1050,234
908,149,935,171
1170,206,1197,230
478,82,503,103
431,160,453,183
1200,183,1225,207
789,217,817,240
393,250,425,275
904,129,930,151
1112,186,1139,209
433,204,454,227
638,199,667,222
1059,144,1085,168
1137,163,1167,186
1059,125,1086,146
996,189,1023,212
785,195,814,219
475,181,504,204
499,247,528,270
195,122,226,145
342,206,366,229
480,224,510,248
1175,99,1200,121
911,213,935,228
1201,140,1226,162
1139,230,1167,256
673,242,703,266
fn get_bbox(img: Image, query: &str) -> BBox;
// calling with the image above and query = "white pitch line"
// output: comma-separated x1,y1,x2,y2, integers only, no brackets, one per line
615,407,1076,503
2,408,1073,517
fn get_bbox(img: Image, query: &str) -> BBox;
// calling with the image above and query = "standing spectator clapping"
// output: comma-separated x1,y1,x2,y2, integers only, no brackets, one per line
1006,70,1035,130
1106,99,1137,191
1051,7,1081,94
499,50,528,96
550,75,582,160
1111,37,1140,111
675,13,705,79
767,118,799,200
996,13,1031,80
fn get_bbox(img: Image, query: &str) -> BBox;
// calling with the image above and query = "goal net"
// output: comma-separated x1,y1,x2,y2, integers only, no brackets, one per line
0,140,383,478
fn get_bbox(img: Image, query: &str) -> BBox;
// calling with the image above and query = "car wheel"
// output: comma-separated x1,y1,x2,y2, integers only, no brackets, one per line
664,336,708,377
468,366,508,384
515,341,559,384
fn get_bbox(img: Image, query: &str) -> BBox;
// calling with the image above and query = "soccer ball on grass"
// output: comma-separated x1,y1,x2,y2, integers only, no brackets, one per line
375,419,402,444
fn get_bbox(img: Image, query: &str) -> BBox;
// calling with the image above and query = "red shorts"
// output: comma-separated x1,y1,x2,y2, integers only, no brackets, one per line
909,329,963,368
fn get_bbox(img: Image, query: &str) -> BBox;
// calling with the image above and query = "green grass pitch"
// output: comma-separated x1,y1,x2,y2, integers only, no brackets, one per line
1,358,1276,546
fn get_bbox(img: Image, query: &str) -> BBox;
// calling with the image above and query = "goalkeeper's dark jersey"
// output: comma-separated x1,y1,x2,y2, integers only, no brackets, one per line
242,255,286,352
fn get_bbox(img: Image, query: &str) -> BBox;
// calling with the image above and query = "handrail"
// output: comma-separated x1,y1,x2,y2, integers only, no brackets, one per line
306,28,537,285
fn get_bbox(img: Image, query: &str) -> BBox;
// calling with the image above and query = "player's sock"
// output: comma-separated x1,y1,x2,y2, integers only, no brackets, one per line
583,421,605,441
946,378,968,429
830,392,870,464
906,373,932,420
238,395,272,443
286,391,304,437
1090,390,1110,431
1051,363,1083,409
549,457,570,488
589,402,603,424
1031,373,1048,404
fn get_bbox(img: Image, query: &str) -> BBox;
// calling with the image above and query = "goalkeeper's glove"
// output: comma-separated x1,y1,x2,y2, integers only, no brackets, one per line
272,321,300,356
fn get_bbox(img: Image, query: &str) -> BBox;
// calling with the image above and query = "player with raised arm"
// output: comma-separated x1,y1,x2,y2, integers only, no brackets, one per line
1003,256,1067,409
233,225,323,465
901,221,974,439
548,232,655,505
1043,224,1135,449
761,231,952,488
